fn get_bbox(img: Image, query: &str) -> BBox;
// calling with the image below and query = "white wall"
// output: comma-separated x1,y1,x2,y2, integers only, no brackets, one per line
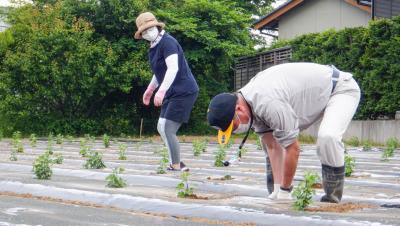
279,0,371,39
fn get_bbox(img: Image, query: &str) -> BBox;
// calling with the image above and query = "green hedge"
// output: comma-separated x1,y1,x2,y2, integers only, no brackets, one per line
271,16,400,120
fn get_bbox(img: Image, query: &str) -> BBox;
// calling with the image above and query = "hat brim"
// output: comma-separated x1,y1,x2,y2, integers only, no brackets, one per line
218,120,234,145
134,21,165,39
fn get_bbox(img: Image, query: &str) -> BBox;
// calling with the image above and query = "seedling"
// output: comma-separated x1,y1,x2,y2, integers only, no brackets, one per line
9,150,17,161
214,145,227,167
256,138,262,150
12,131,24,153
46,138,54,155
192,139,207,156
66,135,74,143
106,167,127,188
84,134,95,144
52,153,64,164
29,134,37,147
48,132,54,143
103,134,110,148
84,151,106,169
118,143,127,160
176,171,194,198
345,154,355,177
79,138,90,157
345,136,360,147
56,134,64,145
362,140,372,151
381,137,398,161
33,153,53,180
293,171,320,211
156,147,169,174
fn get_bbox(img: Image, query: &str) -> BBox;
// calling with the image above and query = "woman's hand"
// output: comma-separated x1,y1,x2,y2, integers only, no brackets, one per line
143,87,155,106
154,89,166,107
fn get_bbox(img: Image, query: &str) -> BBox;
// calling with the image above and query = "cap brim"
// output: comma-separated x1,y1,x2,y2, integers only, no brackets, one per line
218,120,234,145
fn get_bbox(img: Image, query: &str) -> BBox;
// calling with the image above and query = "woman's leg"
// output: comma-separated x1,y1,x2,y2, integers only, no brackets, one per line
157,118,182,168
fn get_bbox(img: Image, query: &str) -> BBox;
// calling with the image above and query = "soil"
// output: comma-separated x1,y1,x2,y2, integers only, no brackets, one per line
183,194,209,200
207,175,234,181
311,183,323,189
306,202,375,213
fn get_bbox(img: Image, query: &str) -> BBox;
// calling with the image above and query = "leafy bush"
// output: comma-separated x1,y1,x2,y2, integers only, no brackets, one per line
103,134,110,148
29,134,37,147
293,171,320,211
214,145,227,167
156,147,169,174
192,139,207,156
176,172,194,198
33,153,53,180
345,154,355,177
106,167,127,188
118,143,127,160
84,151,106,169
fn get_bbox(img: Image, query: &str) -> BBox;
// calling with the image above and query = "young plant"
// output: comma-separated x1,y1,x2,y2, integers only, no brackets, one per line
52,153,64,164
106,167,127,188
156,147,169,174
345,136,360,147
103,134,110,148
46,138,54,155
118,143,127,160
84,151,106,169
192,139,207,156
293,171,320,211
362,140,372,151
33,153,53,180
66,135,74,143
79,138,90,157
382,137,399,161
214,145,227,167
29,134,37,147
56,134,64,145
176,171,194,198
12,131,24,153
9,150,17,161
344,154,355,177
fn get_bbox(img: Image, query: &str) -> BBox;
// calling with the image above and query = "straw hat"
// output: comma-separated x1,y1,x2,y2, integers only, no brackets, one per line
134,12,165,39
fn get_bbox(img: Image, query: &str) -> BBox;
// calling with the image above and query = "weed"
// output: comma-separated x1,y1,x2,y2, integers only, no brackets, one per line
344,154,355,177
103,134,110,148
118,143,127,160
176,171,194,198
192,139,207,156
30,134,37,147
106,167,127,188
56,134,64,145
33,153,53,180
214,145,226,167
293,171,320,211
156,147,169,174
84,151,106,169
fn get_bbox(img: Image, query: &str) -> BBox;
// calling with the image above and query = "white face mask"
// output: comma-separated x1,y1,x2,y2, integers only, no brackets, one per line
142,26,159,42
233,114,251,134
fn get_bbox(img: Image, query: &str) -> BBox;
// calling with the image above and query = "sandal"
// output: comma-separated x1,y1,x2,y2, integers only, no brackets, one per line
167,162,189,172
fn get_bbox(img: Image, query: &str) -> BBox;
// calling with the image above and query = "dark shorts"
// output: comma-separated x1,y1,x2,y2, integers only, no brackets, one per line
160,92,198,123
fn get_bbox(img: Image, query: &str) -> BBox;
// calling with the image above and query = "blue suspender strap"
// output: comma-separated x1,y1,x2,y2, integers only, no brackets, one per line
331,65,340,93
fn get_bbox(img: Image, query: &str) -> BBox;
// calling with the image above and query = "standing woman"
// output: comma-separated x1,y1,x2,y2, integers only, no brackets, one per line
135,12,199,171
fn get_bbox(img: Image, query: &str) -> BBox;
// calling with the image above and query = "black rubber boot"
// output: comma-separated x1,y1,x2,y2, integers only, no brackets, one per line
320,164,345,203
265,156,274,194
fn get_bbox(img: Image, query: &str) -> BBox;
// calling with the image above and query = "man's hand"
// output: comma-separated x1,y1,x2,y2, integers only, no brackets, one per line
154,89,166,107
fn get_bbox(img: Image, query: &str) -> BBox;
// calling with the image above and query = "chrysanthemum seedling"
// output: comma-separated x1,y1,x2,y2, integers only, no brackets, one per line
106,167,127,188
52,153,64,164
381,137,398,161
176,171,194,198
118,143,127,160
84,151,106,169
156,147,169,174
345,154,355,177
293,171,320,211
103,134,110,148
29,134,37,147
12,131,24,153
214,145,227,167
9,150,17,161
192,139,207,156
79,138,90,157
33,153,53,180
56,134,64,145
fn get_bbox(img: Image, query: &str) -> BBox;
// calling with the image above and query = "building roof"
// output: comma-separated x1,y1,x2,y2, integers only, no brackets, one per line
254,0,372,31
